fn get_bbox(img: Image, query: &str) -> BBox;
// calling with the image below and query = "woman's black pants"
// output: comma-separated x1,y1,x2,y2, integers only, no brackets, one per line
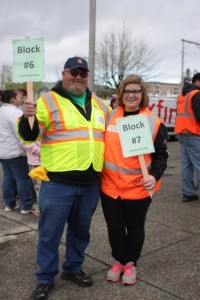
101,192,151,265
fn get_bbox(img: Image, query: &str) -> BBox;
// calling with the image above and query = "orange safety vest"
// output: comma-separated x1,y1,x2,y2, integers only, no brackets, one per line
174,90,200,135
101,107,162,200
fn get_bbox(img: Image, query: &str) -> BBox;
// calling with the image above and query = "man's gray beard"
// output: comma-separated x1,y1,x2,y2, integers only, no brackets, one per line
69,84,85,96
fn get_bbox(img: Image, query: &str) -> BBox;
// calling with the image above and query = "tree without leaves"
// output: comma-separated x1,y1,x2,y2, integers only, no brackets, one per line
183,68,198,84
184,68,192,83
0,65,13,89
0,65,47,96
96,24,159,90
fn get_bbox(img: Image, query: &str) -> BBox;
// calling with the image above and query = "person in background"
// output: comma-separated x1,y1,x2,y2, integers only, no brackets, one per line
174,73,200,202
17,56,110,300
17,88,27,106
22,140,41,216
38,85,50,96
16,88,38,203
15,88,36,202
21,85,50,213
0,89,34,214
23,86,50,216
110,94,118,109
101,75,168,285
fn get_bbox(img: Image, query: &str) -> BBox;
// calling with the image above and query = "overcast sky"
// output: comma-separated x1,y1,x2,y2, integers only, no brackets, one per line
1,0,200,84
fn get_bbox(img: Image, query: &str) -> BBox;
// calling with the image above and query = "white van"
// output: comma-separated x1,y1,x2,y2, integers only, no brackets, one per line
148,95,177,139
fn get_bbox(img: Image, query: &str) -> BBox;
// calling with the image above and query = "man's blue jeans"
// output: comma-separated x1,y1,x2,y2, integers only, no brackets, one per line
178,134,200,196
36,179,100,284
0,156,33,210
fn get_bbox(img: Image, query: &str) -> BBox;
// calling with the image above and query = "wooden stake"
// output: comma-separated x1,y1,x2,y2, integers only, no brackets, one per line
26,81,35,129
138,155,154,198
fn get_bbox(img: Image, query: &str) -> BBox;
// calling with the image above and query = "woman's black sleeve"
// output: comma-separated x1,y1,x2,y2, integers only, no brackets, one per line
18,115,39,141
150,123,169,182
192,92,200,122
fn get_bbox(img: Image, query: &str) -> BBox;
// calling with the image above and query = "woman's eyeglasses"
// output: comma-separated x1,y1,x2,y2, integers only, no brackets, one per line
123,89,142,95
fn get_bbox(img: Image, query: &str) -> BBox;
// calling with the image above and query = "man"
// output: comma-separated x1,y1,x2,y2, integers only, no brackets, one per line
174,73,200,202
18,56,110,299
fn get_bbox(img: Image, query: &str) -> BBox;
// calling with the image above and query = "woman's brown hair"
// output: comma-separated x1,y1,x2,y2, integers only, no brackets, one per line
0,89,17,104
117,75,149,109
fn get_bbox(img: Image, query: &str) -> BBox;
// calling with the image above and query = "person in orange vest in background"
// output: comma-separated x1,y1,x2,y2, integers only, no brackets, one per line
101,75,168,285
174,73,200,202
17,56,111,300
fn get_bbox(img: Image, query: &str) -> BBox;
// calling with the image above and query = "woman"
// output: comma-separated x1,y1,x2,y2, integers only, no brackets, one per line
110,94,118,109
0,89,34,214
101,75,168,285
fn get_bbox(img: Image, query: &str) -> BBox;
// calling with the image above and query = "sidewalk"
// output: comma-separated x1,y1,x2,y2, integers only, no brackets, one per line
0,141,200,300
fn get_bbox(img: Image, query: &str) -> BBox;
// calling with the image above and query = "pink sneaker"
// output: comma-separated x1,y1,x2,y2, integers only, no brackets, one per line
107,261,124,282
122,262,137,285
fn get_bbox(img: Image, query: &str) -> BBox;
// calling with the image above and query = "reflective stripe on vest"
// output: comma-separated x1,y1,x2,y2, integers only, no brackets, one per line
92,94,111,116
176,90,198,119
41,92,66,131
104,161,152,174
42,129,103,143
39,92,106,144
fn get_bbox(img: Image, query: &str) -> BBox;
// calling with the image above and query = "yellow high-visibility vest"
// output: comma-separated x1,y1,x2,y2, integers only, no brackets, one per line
20,92,110,172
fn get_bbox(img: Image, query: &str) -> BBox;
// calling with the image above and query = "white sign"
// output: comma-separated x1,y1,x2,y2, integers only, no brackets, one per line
116,114,155,157
12,37,45,82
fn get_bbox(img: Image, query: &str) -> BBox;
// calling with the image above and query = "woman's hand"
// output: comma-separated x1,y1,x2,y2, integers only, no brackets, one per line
143,175,156,191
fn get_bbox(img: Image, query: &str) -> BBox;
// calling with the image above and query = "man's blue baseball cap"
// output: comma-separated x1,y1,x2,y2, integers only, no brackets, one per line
64,56,89,71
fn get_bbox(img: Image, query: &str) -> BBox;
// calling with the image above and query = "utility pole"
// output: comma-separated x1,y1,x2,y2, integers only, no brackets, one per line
181,39,185,85
88,0,96,92
181,38,200,85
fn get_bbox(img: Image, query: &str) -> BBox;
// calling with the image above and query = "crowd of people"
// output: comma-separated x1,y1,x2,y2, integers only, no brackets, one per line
0,56,199,300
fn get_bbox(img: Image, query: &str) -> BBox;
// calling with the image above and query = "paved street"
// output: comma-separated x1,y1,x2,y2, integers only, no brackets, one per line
0,141,200,300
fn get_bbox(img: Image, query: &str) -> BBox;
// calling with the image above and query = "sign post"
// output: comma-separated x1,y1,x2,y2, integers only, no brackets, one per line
138,155,154,198
12,37,45,128
116,114,155,197
26,81,34,128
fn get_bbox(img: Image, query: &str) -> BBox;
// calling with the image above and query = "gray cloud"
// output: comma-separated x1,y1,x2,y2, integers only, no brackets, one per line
1,0,200,83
